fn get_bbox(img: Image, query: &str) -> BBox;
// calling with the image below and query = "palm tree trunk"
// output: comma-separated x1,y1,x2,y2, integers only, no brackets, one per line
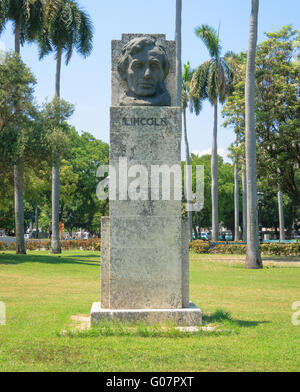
211,100,219,241
234,163,240,241
245,0,262,268
55,48,62,97
14,19,20,55
35,206,39,239
51,161,61,253
175,0,182,107
14,163,25,253
278,184,285,241
183,108,193,241
51,49,62,254
242,166,247,242
14,18,26,254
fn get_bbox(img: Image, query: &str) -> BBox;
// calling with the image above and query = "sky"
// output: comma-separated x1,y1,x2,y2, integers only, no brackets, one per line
0,0,299,162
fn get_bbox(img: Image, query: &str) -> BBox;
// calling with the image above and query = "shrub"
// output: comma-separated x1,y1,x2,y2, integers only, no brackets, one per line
24,239,100,251
212,244,247,255
25,240,50,251
0,241,8,250
190,240,210,254
8,242,16,250
60,239,101,251
260,243,300,256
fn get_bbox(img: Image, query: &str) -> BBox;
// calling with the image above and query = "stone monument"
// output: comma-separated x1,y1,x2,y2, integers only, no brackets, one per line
91,34,202,326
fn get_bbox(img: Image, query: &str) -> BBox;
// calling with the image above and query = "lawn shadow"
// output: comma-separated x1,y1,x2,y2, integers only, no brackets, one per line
203,309,270,328
263,256,300,263
0,252,100,266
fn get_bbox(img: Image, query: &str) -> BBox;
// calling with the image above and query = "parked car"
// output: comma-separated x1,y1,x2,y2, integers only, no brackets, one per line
219,232,233,241
200,232,211,241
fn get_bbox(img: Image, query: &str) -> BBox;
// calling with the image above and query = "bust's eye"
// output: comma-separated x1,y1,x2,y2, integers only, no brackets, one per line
132,61,143,69
150,61,161,70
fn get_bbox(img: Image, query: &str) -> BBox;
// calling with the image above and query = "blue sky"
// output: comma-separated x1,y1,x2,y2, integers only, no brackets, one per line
0,0,299,162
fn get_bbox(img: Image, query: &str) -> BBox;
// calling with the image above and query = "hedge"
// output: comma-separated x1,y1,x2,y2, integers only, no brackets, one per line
189,240,300,256
1,238,299,256
0,239,101,251
260,242,300,256
189,240,211,254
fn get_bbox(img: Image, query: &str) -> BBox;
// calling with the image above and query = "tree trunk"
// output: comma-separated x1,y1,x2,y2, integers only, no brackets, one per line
183,108,193,241
278,185,285,241
51,49,62,254
175,0,182,107
13,19,26,254
234,163,240,241
14,164,25,254
211,101,219,241
242,167,247,242
55,48,62,97
14,19,20,55
176,0,193,241
245,0,262,268
51,162,61,253
197,212,201,239
35,206,39,239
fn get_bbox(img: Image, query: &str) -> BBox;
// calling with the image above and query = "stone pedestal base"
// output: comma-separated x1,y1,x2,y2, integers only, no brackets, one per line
90,302,202,327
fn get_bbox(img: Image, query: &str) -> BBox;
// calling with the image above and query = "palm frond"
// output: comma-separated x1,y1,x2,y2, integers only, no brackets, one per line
0,0,8,34
38,27,53,58
40,0,93,65
190,60,210,100
195,24,221,58
75,6,93,57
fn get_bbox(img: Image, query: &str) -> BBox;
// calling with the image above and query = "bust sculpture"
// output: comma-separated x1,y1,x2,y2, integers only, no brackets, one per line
117,37,171,106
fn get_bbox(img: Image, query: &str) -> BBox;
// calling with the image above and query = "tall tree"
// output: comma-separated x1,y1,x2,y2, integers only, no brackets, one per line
0,0,44,253
175,0,182,107
245,0,262,268
242,166,247,242
234,158,240,241
182,62,201,240
38,0,93,253
190,25,234,241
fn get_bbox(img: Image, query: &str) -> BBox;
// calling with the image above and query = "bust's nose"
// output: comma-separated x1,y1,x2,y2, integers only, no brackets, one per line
144,66,151,79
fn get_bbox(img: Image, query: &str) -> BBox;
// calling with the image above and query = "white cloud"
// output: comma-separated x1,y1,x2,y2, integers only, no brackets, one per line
191,147,228,159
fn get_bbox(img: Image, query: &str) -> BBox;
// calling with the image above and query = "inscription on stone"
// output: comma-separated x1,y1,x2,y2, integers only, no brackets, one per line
122,117,168,126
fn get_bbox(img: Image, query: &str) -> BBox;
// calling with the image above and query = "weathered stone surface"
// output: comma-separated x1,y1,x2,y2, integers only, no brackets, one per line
108,246,182,309
182,217,190,308
110,199,180,217
110,129,181,161
110,216,182,249
91,302,202,326
100,217,110,309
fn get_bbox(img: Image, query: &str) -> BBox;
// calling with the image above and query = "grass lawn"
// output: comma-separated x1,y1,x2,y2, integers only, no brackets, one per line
0,250,299,372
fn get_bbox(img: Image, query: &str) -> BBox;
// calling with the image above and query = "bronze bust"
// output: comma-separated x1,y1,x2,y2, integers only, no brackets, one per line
117,37,171,106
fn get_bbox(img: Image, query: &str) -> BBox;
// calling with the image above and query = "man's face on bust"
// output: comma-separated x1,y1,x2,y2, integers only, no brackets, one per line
126,45,165,97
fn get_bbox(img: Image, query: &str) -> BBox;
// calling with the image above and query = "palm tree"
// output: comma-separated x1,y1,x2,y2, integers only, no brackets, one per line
277,169,285,241
175,0,182,107
38,0,93,253
242,165,247,242
182,62,201,240
0,0,44,254
190,25,234,241
245,0,262,268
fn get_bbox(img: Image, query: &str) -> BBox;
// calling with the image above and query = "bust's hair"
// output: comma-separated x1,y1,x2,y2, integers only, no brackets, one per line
118,37,170,81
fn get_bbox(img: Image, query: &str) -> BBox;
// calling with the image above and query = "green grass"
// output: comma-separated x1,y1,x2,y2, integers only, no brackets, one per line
0,251,299,372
